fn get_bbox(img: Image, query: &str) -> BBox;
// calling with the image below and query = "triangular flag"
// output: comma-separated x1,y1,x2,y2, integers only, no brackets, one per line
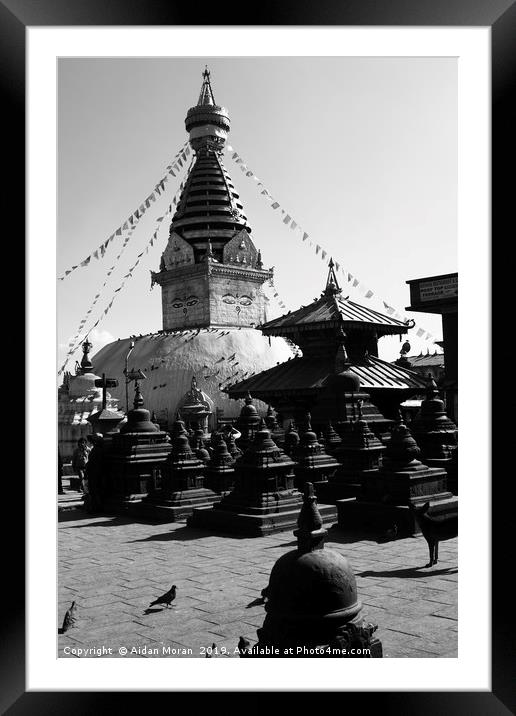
271,202,280,210
365,290,373,299
302,232,309,242
416,328,425,337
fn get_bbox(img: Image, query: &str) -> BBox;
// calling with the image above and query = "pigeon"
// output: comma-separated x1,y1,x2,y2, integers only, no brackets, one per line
148,585,177,609
61,601,77,632
237,636,250,655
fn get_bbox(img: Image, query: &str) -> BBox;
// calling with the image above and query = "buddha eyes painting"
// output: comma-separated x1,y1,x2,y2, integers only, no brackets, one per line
172,295,199,310
222,293,253,307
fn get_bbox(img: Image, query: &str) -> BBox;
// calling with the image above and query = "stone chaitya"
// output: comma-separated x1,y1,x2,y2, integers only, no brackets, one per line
235,392,261,451
336,412,458,536
102,383,172,512
240,483,382,657
227,259,427,436
188,420,336,536
265,404,286,447
205,433,236,495
317,402,386,504
410,375,458,494
141,413,221,520
292,414,340,500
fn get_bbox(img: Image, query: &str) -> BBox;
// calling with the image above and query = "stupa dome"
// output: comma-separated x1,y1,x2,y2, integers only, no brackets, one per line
266,547,361,622
93,329,293,428
68,371,103,399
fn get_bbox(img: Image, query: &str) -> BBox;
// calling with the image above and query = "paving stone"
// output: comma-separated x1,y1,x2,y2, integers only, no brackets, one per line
58,514,457,658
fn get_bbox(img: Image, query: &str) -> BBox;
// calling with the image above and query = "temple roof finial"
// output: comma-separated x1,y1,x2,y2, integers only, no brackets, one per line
79,337,93,374
198,66,216,106
133,381,144,410
324,257,341,296
294,483,327,553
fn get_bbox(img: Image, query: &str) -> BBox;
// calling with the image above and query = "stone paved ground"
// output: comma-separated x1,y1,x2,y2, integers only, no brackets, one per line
58,509,458,659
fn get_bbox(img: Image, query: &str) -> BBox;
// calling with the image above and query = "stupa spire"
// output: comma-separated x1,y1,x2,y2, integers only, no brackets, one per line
198,66,216,106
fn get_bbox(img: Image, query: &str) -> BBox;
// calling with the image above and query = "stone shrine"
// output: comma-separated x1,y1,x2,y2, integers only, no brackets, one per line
242,483,382,657
410,375,458,494
292,414,340,501
205,433,236,495
317,403,386,504
58,338,123,461
177,376,213,433
102,383,172,512
235,392,261,451
336,413,457,535
188,420,336,536
141,413,221,520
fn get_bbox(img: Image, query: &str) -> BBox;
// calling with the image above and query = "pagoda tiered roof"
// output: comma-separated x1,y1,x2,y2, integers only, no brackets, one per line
226,353,427,397
261,284,411,338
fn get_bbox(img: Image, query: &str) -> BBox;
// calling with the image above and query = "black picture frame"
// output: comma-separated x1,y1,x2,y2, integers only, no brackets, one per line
6,0,510,711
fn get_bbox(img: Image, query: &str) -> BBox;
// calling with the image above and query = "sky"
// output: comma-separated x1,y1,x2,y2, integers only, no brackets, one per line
57,56,457,370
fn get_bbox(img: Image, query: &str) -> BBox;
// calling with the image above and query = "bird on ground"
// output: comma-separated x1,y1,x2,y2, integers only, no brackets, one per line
237,636,250,655
61,601,77,632
148,585,177,609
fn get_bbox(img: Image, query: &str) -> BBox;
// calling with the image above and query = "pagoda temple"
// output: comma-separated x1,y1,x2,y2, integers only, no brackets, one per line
92,69,293,429
227,260,427,435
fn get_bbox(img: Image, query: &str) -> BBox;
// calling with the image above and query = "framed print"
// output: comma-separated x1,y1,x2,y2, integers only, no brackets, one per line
4,0,512,709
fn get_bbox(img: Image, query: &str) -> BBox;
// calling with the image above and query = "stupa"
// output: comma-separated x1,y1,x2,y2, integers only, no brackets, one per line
102,383,172,511
317,403,386,503
336,413,458,535
227,260,427,437
188,421,337,536
243,483,382,657
92,68,293,429
141,413,221,520
58,338,123,461
292,414,340,500
205,433,236,495
410,375,458,493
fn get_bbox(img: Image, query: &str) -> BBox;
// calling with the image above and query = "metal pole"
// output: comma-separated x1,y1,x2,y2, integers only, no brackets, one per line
125,341,135,414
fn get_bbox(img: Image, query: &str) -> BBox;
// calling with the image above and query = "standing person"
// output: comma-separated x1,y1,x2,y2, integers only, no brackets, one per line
58,449,64,495
84,434,105,513
71,437,91,495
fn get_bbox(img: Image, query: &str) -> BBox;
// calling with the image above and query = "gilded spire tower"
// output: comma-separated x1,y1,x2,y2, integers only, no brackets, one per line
152,68,272,331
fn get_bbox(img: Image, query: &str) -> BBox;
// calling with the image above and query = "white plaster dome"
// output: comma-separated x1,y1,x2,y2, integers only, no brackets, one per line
92,328,294,428
68,371,103,399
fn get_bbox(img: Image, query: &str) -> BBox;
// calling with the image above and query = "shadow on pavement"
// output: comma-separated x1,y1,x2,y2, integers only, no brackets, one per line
59,513,168,528
357,566,458,579
126,525,250,542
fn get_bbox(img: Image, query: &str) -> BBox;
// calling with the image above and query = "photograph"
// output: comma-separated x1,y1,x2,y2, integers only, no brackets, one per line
56,54,459,662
